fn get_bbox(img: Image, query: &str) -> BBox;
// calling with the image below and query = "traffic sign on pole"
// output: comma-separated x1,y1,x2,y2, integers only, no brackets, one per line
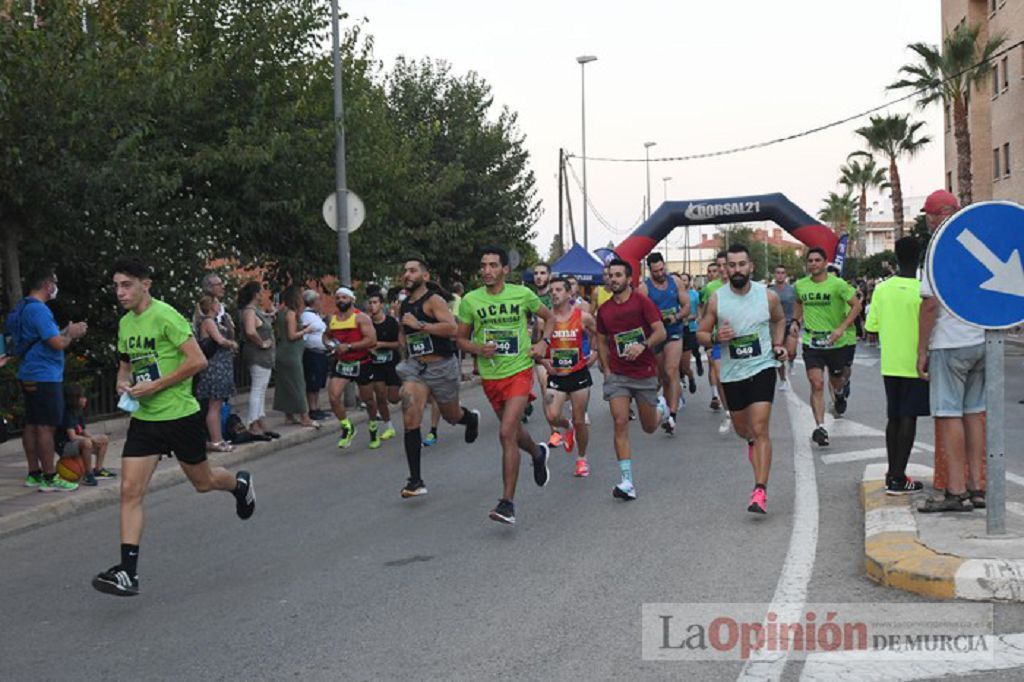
322,190,366,233
927,201,1024,536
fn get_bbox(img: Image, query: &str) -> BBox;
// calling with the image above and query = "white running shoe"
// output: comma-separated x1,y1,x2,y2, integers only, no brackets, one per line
718,414,733,436
657,396,669,424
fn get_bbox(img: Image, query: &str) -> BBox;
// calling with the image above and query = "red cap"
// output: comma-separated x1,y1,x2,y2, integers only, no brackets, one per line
922,190,959,215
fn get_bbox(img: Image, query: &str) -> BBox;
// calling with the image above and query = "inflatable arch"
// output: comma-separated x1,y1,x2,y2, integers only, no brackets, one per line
613,193,838,277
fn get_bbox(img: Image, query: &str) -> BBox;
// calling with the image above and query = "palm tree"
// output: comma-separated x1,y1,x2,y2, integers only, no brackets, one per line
818,191,857,232
839,153,889,226
854,114,931,238
888,22,1006,207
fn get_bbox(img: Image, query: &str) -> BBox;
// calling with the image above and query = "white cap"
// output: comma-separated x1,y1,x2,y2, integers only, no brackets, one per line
335,286,355,299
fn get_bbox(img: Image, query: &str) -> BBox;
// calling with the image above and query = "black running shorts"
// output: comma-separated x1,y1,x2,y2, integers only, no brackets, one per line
122,411,207,464
883,376,930,419
682,328,698,352
330,359,375,386
721,367,777,412
547,367,593,394
371,362,402,388
802,344,855,376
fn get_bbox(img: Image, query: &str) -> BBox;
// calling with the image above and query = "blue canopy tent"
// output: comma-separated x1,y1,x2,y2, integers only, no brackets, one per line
522,243,606,284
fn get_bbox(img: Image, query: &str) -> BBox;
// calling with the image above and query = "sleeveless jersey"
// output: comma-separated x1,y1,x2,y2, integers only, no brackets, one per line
645,276,684,335
716,281,777,383
327,311,370,364
547,307,587,375
400,291,456,359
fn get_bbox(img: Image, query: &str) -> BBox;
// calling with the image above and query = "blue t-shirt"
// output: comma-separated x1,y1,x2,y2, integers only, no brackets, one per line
7,298,63,381
688,289,700,332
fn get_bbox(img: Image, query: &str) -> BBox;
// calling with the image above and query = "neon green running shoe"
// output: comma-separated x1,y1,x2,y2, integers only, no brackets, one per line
39,475,79,493
24,473,43,488
380,425,396,441
368,421,381,450
337,419,356,449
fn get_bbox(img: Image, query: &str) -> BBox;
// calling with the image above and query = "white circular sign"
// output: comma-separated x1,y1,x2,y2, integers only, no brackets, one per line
322,190,366,233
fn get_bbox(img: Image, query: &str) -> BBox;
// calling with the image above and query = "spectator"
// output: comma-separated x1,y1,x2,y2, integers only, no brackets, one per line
300,289,329,420
57,383,114,486
194,294,238,452
274,285,318,428
449,281,464,316
917,190,985,512
239,281,278,438
197,272,229,324
6,268,86,492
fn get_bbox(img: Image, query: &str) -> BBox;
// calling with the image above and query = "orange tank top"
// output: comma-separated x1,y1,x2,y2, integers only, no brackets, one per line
328,311,369,363
547,307,586,375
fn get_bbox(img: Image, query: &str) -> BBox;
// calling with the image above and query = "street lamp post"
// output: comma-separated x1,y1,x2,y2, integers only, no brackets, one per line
644,141,657,220
576,55,597,250
662,176,672,202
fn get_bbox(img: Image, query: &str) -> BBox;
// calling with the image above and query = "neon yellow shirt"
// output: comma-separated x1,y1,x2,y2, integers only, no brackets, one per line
794,275,857,349
864,276,921,378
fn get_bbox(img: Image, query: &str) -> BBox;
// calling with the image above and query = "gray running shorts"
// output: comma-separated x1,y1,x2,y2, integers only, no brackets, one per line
602,373,659,406
396,355,461,404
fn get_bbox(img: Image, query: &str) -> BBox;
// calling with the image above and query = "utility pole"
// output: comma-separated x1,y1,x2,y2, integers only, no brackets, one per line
331,0,351,286
558,148,565,250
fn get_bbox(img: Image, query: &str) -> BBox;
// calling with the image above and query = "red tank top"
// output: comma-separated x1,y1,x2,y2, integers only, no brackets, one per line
328,311,369,363
547,307,586,375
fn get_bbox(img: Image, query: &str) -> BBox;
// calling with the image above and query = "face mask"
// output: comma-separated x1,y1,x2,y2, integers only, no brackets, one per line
49,284,58,301
730,273,750,289
338,301,353,312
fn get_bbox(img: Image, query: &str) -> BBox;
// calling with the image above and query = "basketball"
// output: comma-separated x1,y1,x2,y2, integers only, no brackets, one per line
57,457,85,482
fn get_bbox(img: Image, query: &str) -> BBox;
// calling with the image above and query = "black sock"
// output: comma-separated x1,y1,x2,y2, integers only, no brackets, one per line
670,412,676,420
430,427,438,437
755,483,766,491
43,472,55,481
120,544,140,576
747,440,755,447
457,408,472,425
28,469,42,478
404,429,422,482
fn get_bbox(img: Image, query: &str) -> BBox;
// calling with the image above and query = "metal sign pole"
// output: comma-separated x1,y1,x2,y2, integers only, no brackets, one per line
986,329,1006,535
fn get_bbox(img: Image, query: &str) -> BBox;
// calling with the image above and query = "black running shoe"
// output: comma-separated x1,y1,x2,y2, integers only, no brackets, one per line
234,471,255,520
811,426,830,447
689,378,697,394
532,443,550,487
464,408,480,444
401,478,428,498
834,393,847,417
92,565,139,597
886,476,924,496
489,498,515,524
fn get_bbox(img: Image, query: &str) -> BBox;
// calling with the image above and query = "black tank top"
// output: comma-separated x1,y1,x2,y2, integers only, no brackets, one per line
400,291,456,358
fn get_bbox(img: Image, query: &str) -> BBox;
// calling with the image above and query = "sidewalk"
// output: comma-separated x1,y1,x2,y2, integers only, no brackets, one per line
862,462,1024,601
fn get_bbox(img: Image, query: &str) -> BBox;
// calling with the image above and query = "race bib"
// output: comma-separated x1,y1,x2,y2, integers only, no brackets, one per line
131,356,161,384
406,332,435,358
551,347,580,371
336,360,360,377
809,331,833,349
484,329,519,357
729,333,762,360
614,328,646,357
661,306,680,324
372,349,394,365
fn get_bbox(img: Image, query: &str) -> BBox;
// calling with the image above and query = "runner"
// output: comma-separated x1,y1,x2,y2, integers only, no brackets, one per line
566,276,591,313
702,252,732,434
540,277,596,476
396,259,480,497
457,246,551,524
697,244,786,514
324,287,380,450
595,258,667,501
771,264,798,390
678,273,700,395
638,252,690,436
595,264,615,310
793,247,862,447
367,289,401,445
92,258,254,597
530,262,552,433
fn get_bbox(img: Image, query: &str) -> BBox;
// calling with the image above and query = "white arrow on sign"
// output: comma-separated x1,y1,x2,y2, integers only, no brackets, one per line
956,228,1024,297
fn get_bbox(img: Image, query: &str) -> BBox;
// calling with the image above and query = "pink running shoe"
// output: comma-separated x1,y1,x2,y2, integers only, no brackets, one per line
548,431,563,449
563,428,575,453
748,487,767,514
574,458,590,477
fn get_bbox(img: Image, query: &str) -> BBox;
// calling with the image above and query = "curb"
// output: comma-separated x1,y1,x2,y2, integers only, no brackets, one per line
862,462,1024,602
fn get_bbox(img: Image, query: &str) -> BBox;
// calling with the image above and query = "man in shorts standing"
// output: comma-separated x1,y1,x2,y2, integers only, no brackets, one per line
698,244,786,513
457,246,551,524
324,287,379,449
595,259,667,501
92,258,254,597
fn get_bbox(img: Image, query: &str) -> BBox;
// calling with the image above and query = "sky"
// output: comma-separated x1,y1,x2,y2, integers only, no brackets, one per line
341,0,945,256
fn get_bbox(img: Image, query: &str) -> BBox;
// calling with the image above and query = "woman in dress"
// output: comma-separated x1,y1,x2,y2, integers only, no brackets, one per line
194,295,238,451
273,285,319,428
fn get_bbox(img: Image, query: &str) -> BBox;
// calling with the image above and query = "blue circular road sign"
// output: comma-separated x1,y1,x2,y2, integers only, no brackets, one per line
927,201,1024,329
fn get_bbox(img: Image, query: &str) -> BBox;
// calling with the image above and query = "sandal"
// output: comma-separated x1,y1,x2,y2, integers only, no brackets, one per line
969,490,986,509
918,492,973,513
209,441,234,453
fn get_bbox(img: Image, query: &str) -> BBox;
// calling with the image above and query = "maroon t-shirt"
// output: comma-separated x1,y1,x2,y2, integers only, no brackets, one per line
596,290,662,378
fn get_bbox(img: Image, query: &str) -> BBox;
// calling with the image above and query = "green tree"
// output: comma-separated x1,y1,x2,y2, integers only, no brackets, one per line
818,191,857,231
888,22,1006,206
546,232,565,263
854,114,931,238
839,154,889,226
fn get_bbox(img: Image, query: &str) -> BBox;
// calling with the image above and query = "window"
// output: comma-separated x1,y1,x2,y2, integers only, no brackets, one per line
946,171,953,193
992,65,1000,97
994,148,1001,180
1004,143,1011,178
1002,57,1009,91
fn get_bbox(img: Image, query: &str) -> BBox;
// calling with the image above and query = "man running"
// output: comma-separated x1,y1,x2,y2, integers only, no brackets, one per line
457,246,551,524
367,289,401,444
595,258,667,501
702,252,732,434
678,273,700,395
325,287,380,449
698,244,786,514
793,247,862,447
396,258,480,498
771,264,798,390
638,252,689,435
93,258,254,597
541,277,596,477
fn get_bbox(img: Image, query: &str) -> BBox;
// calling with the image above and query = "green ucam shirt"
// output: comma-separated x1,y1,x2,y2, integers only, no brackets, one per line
794,274,857,349
701,278,726,306
458,283,541,381
117,298,201,422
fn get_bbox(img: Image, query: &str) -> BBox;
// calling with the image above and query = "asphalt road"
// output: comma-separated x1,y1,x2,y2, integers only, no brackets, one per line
4,344,1024,681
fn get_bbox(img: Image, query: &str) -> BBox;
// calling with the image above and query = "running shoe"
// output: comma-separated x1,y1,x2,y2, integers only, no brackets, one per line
368,421,381,450
464,409,480,444
811,426,830,447
574,458,590,477
337,420,356,449
710,397,721,411
532,443,550,487
748,487,767,514
833,393,847,417
92,566,139,597
563,427,576,453
401,479,428,498
489,498,516,524
380,425,397,441
662,414,676,437
613,480,637,501
423,430,438,447
234,471,255,520
23,473,42,488
547,431,563,449
778,378,789,392
81,472,98,487
657,396,669,424
718,415,732,436
689,377,697,394
886,477,924,496
629,408,636,421
39,475,78,493
94,468,118,479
